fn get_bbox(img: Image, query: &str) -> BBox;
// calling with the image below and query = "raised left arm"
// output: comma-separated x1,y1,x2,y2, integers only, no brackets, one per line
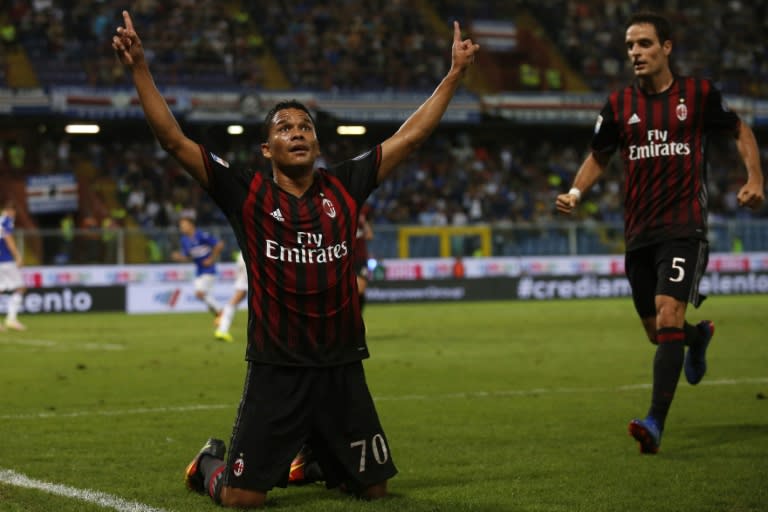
377,21,479,183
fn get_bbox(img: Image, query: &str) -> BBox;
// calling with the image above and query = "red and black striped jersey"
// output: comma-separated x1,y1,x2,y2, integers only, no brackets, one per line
201,145,380,366
591,77,740,251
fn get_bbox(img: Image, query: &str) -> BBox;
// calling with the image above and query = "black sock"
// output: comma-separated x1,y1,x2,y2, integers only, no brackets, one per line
648,327,685,429
683,321,702,347
200,455,226,503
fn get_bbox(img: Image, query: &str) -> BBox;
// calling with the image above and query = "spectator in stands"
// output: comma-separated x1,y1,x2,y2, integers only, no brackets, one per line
100,213,121,264
113,9,478,508
78,211,101,263
0,18,19,51
5,139,26,175
57,212,75,264
556,11,765,456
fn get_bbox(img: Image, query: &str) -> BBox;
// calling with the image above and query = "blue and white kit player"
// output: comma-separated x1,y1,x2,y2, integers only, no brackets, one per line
0,201,27,331
172,215,225,321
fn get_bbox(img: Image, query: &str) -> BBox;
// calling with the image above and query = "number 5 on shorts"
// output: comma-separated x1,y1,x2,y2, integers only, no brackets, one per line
670,257,686,282
350,434,390,472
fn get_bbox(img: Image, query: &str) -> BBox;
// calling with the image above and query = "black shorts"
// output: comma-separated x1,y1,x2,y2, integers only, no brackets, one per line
223,361,397,493
625,238,709,318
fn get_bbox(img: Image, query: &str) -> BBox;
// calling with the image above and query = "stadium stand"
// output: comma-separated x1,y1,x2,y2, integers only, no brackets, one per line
7,0,768,94
527,0,768,96
2,1,768,262
3,117,764,261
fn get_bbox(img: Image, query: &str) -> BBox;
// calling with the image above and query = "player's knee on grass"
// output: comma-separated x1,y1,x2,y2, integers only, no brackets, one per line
362,480,388,500
220,486,267,508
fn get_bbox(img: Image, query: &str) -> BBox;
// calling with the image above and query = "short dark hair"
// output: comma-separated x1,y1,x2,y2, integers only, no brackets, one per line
262,100,315,140
625,11,673,45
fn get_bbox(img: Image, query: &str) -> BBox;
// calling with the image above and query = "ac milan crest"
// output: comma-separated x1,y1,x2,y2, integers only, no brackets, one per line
322,198,336,218
676,102,688,121
233,457,245,477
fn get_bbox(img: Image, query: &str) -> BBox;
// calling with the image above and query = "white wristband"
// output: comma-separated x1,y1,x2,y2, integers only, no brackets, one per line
568,187,582,201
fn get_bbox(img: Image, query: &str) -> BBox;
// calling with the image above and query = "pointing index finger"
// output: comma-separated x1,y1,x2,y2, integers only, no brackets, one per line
123,10,134,32
453,20,461,42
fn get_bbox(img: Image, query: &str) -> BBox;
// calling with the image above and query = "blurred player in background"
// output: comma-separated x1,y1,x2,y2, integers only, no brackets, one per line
213,251,246,343
556,11,765,455
354,204,374,314
0,201,26,331
114,9,478,508
172,215,225,321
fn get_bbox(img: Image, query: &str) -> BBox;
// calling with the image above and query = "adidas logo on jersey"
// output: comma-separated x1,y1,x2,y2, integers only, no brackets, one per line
628,113,641,125
270,208,285,222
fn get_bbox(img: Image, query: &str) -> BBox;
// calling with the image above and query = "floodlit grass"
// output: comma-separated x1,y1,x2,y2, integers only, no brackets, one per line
1,296,766,511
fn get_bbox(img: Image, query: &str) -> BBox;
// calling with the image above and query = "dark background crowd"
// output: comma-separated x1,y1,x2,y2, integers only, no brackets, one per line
1,0,767,263
3,0,767,94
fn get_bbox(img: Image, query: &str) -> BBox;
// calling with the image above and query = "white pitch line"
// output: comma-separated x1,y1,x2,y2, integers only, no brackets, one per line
372,376,768,401
0,403,232,421
1,377,766,422
0,339,125,351
0,468,171,512
0,338,57,347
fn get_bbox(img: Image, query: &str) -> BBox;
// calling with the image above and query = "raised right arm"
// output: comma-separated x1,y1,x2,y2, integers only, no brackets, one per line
112,10,208,188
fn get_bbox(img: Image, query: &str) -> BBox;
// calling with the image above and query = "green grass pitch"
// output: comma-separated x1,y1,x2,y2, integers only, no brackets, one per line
1,296,766,511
